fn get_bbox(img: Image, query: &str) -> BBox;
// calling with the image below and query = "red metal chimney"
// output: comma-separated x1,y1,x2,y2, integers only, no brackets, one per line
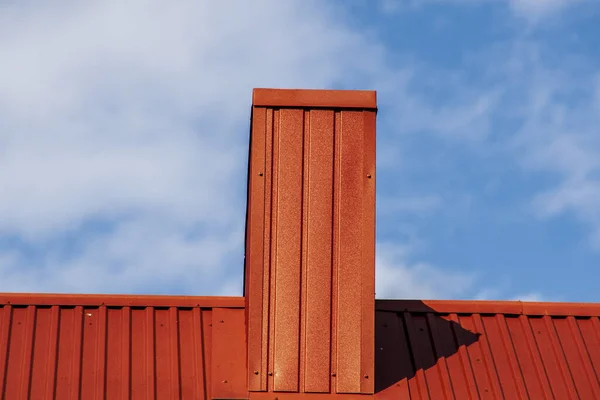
244,88,377,397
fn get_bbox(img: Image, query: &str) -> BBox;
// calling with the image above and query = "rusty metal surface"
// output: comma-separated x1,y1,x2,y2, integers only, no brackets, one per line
374,300,600,400
245,88,377,395
211,307,247,399
252,88,377,109
0,298,246,400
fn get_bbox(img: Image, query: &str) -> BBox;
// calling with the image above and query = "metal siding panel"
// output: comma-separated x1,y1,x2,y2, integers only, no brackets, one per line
267,109,280,393
491,315,530,400
304,109,334,393
272,108,303,392
169,307,182,400
440,316,475,400
448,313,480,400
361,110,376,394
247,106,268,392
426,313,457,399
529,317,572,399
374,311,412,399
81,306,106,400
403,313,432,400
543,316,582,399
545,316,582,399
4,306,34,400
106,307,126,400
577,317,600,387
570,317,600,399
202,309,213,400
70,306,84,400
211,307,247,399
178,308,206,399
514,315,554,400
371,301,600,400
122,307,132,399
554,316,598,399
29,307,55,399
479,315,518,399
53,306,83,400
0,306,11,398
0,299,249,400
130,308,152,400
263,108,276,393
471,314,505,399
457,315,494,399
414,314,444,398
503,316,547,399
155,308,175,400
337,110,365,394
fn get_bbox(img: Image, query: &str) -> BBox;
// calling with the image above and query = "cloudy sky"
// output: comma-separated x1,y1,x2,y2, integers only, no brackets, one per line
1,0,599,301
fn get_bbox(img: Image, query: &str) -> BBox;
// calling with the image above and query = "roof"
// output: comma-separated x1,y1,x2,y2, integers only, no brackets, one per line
0,294,247,400
375,300,600,400
3,295,600,399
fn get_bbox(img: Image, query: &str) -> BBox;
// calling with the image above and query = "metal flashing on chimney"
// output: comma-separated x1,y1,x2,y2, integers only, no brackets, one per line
245,88,377,396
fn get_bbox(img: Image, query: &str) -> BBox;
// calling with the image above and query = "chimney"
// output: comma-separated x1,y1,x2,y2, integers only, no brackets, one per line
244,88,377,396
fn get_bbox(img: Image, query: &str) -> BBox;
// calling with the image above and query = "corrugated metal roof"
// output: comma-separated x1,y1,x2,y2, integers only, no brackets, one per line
0,294,246,400
5,296,600,399
375,300,600,400
245,89,376,396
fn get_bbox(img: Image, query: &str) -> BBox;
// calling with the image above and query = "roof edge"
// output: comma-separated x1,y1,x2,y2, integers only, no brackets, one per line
0,293,245,308
376,299,600,317
252,88,377,109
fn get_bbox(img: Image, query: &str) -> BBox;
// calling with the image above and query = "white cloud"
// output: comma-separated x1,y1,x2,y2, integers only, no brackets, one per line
512,292,546,302
509,0,583,19
501,45,600,249
376,243,476,299
0,0,386,295
376,0,586,20
378,195,442,216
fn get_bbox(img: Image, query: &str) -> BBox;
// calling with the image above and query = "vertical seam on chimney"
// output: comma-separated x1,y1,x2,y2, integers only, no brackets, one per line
262,107,274,391
299,109,309,393
267,108,279,391
331,109,341,393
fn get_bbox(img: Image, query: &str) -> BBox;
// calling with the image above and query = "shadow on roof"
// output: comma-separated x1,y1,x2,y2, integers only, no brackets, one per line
375,300,480,394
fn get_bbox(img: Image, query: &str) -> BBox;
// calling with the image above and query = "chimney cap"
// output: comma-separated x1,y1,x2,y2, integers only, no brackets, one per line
252,88,377,109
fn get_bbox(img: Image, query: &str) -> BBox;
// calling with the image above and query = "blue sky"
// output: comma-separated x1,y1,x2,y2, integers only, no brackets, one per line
1,0,599,301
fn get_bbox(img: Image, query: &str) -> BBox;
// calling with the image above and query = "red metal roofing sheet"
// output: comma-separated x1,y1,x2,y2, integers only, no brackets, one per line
374,300,600,400
0,294,246,400
245,89,376,396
